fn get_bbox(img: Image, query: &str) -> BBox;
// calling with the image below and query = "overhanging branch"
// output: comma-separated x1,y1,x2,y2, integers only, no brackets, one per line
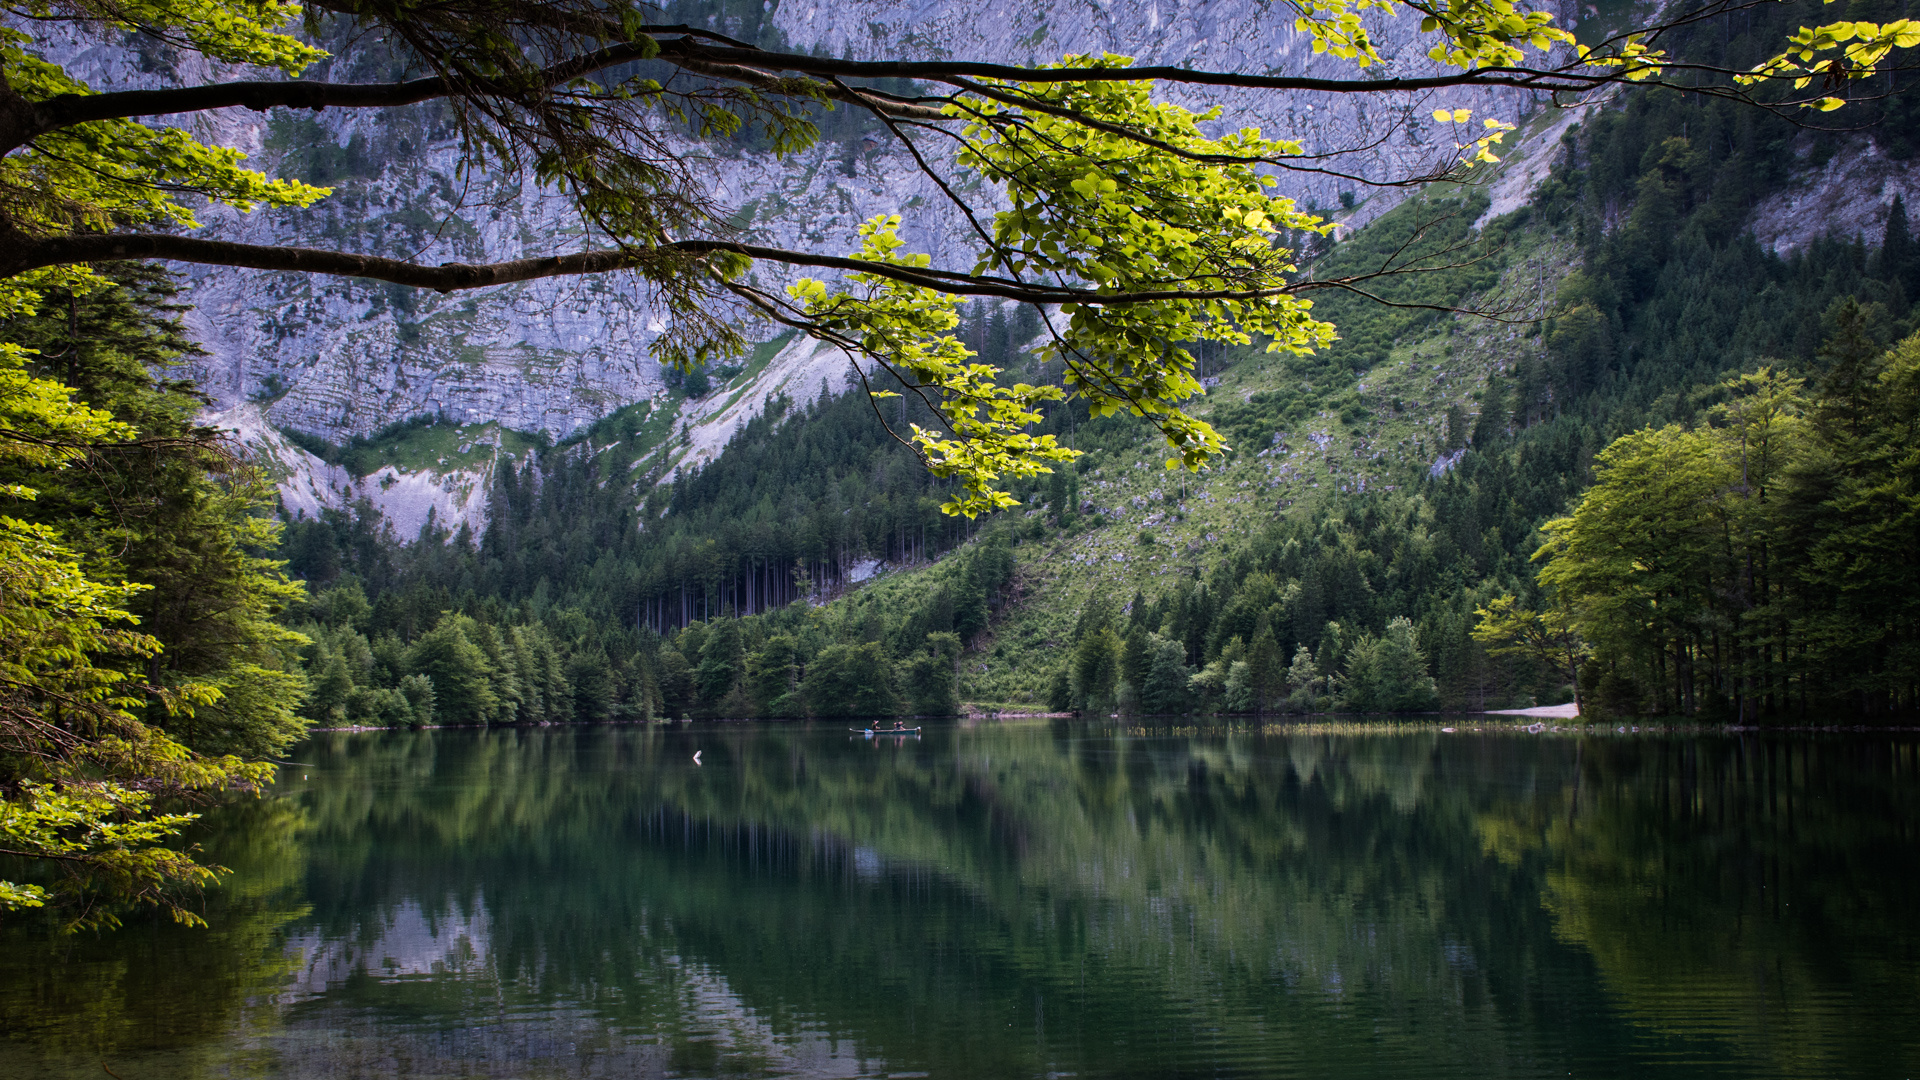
653,37,1625,96
4,233,643,290
6,232,1336,305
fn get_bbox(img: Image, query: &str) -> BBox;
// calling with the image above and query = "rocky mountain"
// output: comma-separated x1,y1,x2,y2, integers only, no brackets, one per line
69,1,1569,431
54,1,1609,529
67,0,1920,541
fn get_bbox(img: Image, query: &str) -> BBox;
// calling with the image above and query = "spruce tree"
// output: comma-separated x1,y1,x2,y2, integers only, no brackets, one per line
1121,624,1152,706
1139,635,1194,714
1444,404,1470,452
1287,646,1320,700
1472,375,1511,446
1880,195,1915,293
1814,298,1890,438
2,263,308,757
1246,617,1287,714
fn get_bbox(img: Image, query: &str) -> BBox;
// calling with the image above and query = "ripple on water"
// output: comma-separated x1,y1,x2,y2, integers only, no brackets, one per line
3,725,1918,1080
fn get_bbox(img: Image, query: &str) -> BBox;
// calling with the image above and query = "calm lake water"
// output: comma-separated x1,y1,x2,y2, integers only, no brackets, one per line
4,722,1918,1079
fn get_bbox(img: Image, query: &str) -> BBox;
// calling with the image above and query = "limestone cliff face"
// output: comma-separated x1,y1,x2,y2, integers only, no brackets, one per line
44,1,1581,532
57,1,1565,445
1748,137,1920,255
205,334,864,536
774,0,1557,208
205,402,503,537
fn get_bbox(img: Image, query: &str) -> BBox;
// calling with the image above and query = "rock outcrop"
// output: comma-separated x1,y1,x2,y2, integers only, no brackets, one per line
205,402,500,536
1748,136,1920,255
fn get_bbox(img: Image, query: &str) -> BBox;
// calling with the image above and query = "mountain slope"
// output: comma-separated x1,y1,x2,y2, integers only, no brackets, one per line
254,0,1920,722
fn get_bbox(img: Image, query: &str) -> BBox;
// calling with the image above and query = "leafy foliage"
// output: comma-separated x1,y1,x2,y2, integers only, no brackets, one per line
1538,354,1920,718
0,267,304,927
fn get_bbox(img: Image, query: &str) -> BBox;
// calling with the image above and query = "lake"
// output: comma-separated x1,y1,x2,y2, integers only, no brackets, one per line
3,722,1917,1079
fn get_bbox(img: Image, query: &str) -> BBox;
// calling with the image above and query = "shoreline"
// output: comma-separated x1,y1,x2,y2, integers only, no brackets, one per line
307,714,1920,735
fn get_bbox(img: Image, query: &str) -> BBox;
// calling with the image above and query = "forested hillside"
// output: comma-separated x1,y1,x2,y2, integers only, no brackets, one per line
254,0,1920,724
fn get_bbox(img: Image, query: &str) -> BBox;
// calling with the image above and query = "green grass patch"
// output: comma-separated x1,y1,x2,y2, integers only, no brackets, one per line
285,416,546,477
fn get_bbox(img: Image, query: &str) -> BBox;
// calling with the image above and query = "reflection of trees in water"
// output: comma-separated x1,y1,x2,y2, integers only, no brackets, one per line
0,797,311,1078
6,728,1916,1079
280,726,1920,1077
273,726,1550,1076
1483,737,1920,1078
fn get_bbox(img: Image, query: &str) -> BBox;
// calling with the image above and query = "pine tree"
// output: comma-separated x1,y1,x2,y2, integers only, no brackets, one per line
1246,616,1287,714
1444,404,1470,452
1472,375,1511,446
803,642,899,717
1880,195,1915,293
747,634,801,715
1072,626,1123,714
1121,623,1152,704
1513,355,1548,427
1047,468,1068,520
902,632,961,716
406,616,500,723
3,263,309,756
657,648,695,718
1139,635,1194,714
1287,645,1320,706
1814,297,1890,438
1373,617,1440,711
696,619,746,707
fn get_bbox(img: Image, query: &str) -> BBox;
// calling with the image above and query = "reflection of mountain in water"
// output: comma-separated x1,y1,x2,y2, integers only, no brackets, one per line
5,725,1919,1079
278,892,881,1080
284,898,495,994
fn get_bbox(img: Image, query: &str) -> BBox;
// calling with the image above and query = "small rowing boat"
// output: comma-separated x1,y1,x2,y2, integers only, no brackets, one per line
851,727,921,736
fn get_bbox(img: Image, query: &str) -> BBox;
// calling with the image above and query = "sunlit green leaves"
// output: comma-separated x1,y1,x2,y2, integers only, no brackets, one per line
1,6,330,227
0,12,328,318
1737,17,1920,107
0,341,134,460
794,57,1341,513
791,216,1076,519
953,56,1340,436
0,273,290,928
0,495,275,928
0,781,214,928
1290,0,1571,70
17,0,328,74
1430,107,1516,163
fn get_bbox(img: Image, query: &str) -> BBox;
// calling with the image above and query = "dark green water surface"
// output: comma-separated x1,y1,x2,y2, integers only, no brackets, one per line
4,722,1919,1079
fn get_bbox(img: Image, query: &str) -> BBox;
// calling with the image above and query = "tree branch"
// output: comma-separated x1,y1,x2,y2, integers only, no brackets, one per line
1,232,643,290
2,27,959,154
4,231,1341,305
652,37,1625,96
2,38,663,153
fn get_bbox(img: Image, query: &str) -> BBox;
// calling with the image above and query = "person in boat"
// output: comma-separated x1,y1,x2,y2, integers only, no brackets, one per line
893,720,906,731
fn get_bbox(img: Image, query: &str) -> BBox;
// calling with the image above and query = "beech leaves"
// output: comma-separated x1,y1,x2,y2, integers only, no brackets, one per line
794,56,1334,516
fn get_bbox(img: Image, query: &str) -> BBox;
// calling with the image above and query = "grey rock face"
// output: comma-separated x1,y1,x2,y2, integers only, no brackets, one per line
202,402,502,536
776,0,1560,208
1748,136,1920,255
53,0,1570,447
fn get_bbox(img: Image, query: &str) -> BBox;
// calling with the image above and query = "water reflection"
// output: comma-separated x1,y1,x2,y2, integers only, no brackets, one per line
3,723,1917,1079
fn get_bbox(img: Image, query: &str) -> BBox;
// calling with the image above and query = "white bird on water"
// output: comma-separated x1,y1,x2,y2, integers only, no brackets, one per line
693,750,702,765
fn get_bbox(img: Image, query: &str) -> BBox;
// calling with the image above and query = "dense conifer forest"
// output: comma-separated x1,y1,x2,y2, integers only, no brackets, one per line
0,266,307,756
